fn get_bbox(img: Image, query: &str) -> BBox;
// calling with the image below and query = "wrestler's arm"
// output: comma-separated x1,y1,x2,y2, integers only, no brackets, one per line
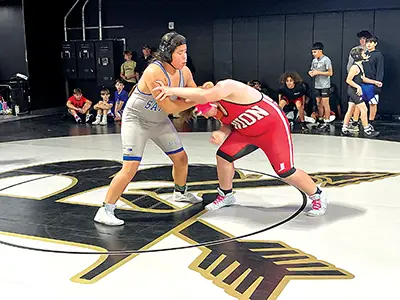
157,79,234,104
144,65,195,114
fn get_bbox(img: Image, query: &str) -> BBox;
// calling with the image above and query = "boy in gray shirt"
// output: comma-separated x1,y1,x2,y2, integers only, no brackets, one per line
309,42,333,128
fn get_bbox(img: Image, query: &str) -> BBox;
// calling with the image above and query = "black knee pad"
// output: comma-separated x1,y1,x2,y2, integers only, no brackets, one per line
216,150,235,163
278,167,296,178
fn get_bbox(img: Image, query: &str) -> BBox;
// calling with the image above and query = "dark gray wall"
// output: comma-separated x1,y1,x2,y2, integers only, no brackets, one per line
17,0,400,113
223,0,400,17
23,0,69,109
0,2,27,80
213,8,400,115
66,0,214,86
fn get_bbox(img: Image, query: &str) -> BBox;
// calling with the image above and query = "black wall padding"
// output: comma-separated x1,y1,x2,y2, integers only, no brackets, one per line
232,17,258,82
213,19,233,81
314,12,343,106
374,10,400,115
258,15,285,91
284,14,314,87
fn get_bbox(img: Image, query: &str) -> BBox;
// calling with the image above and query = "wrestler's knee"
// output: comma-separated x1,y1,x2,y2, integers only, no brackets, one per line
121,160,140,176
171,150,188,167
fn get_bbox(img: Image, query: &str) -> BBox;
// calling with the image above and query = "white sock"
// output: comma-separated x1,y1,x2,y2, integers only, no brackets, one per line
103,203,116,213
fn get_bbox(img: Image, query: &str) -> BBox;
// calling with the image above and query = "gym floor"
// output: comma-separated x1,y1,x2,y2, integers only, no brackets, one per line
0,114,399,300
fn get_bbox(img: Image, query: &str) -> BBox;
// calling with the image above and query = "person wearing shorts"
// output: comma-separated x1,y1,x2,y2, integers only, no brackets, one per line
153,79,328,217
309,42,333,130
342,47,381,137
94,32,202,226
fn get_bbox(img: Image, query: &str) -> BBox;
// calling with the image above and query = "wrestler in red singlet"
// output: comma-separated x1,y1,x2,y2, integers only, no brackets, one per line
153,79,328,217
215,94,295,178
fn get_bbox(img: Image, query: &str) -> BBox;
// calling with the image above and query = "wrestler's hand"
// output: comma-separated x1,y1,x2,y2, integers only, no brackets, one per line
153,81,172,101
210,130,226,145
374,81,383,87
356,85,363,96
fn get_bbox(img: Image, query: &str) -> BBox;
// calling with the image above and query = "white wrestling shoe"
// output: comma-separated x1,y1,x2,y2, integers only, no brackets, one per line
92,115,101,125
304,115,316,124
172,189,203,204
94,205,124,226
306,189,328,217
205,188,236,211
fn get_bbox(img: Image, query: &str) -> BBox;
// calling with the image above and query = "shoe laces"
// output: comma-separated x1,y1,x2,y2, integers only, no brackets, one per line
311,199,321,210
213,194,225,205
309,194,321,210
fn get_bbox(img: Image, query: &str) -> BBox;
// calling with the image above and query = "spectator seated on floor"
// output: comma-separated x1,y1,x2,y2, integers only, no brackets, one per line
66,88,93,124
247,79,277,100
278,71,309,132
247,79,262,91
0,95,12,115
92,88,114,126
283,100,317,130
114,79,129,121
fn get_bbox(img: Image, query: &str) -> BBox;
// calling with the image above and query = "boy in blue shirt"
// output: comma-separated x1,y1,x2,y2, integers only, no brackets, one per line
114,79,129,121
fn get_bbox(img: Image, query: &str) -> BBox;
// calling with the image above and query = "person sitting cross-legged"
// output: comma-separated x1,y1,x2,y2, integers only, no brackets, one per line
92,88,114,126
66,88,93,123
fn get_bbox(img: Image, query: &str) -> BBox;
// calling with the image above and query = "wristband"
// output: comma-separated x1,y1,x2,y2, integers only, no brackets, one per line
194,102,217,115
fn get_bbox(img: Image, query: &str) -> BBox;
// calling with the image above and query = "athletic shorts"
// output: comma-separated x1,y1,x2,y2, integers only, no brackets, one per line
217,118,295,178
360,84,379,104
314,88,331,98
368,94,379,105
347,86,364,105
282,96,303,105
121,106,184,161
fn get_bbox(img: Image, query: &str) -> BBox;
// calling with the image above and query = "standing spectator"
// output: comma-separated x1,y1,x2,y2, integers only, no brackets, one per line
114,79,129,121
120,50,138,94
363,36,384,128
136,45,153,79
346,30,372,129
346,30,372,73
66,88,93,124
342,47,381,137
308,42,333,130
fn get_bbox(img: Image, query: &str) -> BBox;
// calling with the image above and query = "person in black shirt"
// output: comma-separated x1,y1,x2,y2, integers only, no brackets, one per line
135,45,154,78
342,48,382,137
278,71,307,130
363,36,384,126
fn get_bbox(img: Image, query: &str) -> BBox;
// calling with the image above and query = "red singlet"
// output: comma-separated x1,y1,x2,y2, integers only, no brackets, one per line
216,93,295,177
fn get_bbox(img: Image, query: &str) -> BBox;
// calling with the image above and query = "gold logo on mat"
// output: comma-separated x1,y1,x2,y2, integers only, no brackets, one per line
0,160,397,299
